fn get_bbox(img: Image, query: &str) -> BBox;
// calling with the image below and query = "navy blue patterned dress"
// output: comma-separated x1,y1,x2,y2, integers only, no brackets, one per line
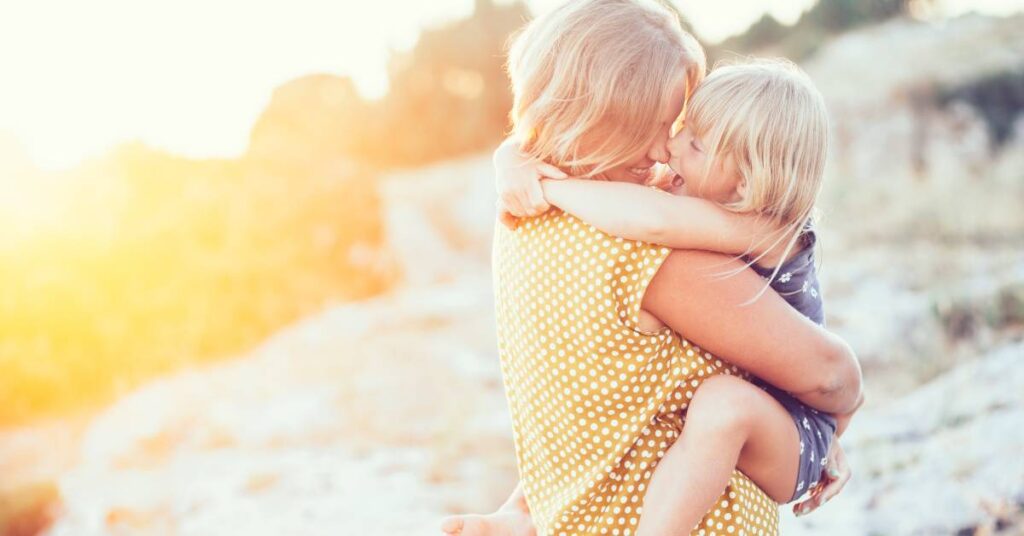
744,229,837,503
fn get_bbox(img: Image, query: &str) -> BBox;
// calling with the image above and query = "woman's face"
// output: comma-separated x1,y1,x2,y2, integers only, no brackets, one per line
587,76,690,184
666,125,743,203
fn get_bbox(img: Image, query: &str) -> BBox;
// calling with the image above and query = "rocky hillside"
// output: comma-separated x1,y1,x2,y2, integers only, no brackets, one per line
805,13,1024,242
30,156,508,536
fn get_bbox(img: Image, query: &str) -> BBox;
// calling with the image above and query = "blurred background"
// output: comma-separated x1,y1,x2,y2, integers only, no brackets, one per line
1,0,1022,534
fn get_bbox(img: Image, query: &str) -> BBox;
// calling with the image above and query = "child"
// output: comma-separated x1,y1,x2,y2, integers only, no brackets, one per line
494,58,864,534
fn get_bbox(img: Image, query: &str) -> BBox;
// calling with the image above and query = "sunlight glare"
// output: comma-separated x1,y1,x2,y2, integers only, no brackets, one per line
1,0,1021,170
0,0,477,170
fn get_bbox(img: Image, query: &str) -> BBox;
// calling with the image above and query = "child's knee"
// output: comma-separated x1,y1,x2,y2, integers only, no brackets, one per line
686,375,761,433
693,374,754,403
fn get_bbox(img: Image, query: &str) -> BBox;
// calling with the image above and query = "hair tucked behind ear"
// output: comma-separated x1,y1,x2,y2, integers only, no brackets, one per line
506,0,705,177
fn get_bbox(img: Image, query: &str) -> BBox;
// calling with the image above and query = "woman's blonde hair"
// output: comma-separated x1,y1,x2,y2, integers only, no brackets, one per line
685,58,829,282
507,0,705,177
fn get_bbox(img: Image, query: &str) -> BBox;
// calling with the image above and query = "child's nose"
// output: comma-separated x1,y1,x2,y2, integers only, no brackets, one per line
666,133,687,159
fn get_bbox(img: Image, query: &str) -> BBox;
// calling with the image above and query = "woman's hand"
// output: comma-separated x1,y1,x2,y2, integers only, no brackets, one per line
793,438,851,517
494,139,567,228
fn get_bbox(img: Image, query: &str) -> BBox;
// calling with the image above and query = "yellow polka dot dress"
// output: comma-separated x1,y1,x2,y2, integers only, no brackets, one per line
493,211,779,536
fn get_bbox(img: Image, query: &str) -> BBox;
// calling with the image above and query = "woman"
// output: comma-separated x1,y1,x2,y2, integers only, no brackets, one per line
442,1,860,534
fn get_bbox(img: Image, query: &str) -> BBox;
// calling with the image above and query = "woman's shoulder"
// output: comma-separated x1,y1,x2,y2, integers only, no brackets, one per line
511,210,669,254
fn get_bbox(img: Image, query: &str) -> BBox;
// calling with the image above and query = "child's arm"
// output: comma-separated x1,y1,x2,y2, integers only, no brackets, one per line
493,138,782,257
541,179,783,257
493,138,566,227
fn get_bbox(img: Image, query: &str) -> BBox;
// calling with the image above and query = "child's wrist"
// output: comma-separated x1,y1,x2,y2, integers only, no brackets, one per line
494,138,524,165
493,146,517,167
539,178,555,197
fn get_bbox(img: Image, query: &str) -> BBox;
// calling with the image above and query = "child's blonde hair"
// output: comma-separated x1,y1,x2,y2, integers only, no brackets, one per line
507,0,705,177
686,58,829,279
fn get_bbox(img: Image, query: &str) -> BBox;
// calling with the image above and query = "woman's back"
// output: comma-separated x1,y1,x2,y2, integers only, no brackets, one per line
493,211,779,535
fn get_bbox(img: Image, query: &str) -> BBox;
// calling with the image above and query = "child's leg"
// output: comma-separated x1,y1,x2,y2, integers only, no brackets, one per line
636,374,800,536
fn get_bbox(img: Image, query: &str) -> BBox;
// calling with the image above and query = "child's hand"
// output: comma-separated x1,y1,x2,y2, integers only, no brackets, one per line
793,438,851,517
494,139,567,228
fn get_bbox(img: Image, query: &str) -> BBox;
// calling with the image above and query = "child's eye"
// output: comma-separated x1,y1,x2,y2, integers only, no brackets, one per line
690,139,701,152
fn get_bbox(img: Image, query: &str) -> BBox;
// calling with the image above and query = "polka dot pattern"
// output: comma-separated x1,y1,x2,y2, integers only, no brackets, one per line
493,211,779,535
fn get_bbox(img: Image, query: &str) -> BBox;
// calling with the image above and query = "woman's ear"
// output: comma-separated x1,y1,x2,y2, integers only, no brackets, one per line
735,176,749,200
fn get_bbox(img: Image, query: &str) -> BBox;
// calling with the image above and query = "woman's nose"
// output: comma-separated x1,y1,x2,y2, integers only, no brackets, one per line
648,141,670,164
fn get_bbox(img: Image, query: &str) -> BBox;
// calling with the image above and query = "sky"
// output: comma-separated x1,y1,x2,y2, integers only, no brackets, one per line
0,0,1021,170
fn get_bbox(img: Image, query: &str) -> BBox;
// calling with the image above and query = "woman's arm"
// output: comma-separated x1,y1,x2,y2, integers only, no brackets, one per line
832,390,864,437
642,249,863,414
542,179,779,256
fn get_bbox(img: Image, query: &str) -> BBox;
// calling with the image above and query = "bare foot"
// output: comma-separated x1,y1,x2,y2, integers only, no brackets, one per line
439,507,536,536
